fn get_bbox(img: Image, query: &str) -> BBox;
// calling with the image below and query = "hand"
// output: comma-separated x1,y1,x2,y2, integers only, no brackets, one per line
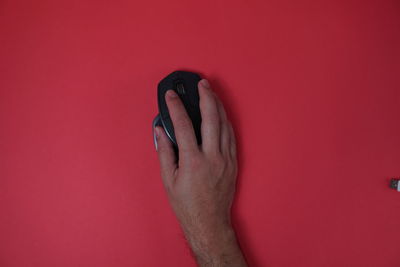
154,79,247,266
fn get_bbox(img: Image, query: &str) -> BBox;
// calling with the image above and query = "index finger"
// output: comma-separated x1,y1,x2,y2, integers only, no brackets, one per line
165,89,199,154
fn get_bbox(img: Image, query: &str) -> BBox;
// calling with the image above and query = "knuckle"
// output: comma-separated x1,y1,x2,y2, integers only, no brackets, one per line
184,154,203,169
215,154,237,178
161,173,176,191
211,154,226,169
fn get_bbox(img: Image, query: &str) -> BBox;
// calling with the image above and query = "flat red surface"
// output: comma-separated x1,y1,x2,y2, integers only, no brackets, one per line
1,1,399,266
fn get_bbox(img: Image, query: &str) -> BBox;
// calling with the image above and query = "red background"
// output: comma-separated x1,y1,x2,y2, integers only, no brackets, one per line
1,0,399,266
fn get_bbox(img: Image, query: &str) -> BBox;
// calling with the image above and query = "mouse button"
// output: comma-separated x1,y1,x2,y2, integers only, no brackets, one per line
188,96,200,108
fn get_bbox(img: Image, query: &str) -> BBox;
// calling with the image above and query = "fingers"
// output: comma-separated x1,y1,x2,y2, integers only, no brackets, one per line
198,79,236,159
165,90,199,154
228,123,237,159
198,79,221,155
215,96,232,158
164,78,236,161
154,126,177,186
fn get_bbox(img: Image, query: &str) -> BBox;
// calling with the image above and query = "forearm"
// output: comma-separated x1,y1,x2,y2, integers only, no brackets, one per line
182,223,247,267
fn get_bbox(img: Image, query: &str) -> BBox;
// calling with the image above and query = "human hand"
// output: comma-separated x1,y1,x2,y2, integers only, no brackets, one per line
154,79,246,266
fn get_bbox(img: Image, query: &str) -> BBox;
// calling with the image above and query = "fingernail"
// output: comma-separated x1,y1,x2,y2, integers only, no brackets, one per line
153,127,159,151
166,90,178,98
200,79,210,89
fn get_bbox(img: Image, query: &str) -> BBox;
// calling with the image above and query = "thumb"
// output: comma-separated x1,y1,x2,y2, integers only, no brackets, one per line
154,126,177,186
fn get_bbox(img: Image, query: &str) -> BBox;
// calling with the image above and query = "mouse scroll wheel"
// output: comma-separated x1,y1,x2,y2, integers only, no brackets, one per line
176,83,185,95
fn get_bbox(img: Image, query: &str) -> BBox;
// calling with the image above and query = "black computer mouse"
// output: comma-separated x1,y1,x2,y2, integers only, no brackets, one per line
153,71,202,153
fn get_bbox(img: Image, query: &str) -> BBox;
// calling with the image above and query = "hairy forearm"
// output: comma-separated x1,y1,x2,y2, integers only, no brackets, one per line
182,223,247,267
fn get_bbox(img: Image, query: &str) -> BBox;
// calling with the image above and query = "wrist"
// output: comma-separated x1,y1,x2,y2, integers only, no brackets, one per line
183,223,247,266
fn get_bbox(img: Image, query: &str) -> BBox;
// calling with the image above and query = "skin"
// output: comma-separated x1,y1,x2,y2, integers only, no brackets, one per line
154,79,247,267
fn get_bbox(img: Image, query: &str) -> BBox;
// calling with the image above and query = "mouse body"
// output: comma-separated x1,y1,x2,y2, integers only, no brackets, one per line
153,71,202,152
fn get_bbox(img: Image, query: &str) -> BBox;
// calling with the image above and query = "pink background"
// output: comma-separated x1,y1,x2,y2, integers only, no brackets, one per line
1,0,399,266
